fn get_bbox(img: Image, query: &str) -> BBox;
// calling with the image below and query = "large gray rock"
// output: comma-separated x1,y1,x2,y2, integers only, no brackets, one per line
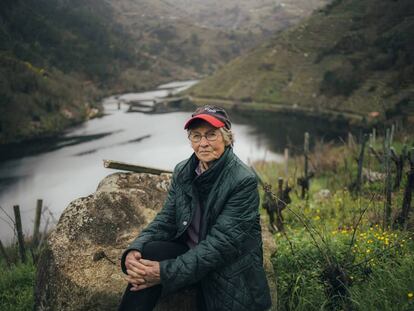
35,172,276,310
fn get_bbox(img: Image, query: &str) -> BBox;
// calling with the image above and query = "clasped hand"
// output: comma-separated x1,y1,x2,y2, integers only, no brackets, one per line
124,251,161,291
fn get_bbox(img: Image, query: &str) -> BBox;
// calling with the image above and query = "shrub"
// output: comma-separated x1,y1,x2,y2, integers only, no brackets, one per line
320,65,361,97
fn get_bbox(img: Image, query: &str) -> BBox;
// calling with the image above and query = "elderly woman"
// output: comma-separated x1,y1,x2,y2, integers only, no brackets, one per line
119,105,272,311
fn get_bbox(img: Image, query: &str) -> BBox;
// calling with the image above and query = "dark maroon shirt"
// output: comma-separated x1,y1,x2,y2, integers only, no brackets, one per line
185,163,203,248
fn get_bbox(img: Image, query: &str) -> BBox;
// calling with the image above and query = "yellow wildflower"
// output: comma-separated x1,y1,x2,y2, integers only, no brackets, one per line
408,292,413,299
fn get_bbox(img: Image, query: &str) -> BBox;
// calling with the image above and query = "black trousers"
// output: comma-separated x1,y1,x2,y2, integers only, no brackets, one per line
118,240,192,311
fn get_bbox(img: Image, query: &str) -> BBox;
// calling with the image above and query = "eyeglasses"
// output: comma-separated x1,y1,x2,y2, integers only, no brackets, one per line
188,131,219,143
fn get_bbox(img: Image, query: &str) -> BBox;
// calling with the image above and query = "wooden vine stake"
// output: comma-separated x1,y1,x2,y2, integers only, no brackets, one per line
390,146,406,190
301,132,310,199
383,129,393,229
32,199,43,248
372,128,376,146
13,205,26,263
347,132,355,150
395,148,414,229
276,178,285,232
390,124,395,145
354,134,368,195
284,148,289,179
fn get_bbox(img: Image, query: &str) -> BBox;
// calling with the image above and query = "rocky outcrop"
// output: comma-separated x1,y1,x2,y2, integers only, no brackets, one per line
35,172,277,310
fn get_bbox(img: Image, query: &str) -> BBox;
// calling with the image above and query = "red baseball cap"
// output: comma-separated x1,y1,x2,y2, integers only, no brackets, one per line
184,105,231,130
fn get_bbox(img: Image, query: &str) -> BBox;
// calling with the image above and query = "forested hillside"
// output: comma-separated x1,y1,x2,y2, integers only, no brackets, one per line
0,0,162,144
188,0,414,124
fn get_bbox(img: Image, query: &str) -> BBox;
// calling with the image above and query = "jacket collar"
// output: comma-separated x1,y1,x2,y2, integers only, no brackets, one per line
177,147,233,196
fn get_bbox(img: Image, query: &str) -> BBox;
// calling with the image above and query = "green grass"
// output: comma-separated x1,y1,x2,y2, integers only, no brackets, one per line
350,255,414,311
272,226,414,311
0,260,35,311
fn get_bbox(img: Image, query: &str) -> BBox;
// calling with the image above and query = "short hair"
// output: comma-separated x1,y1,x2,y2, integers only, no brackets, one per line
219,127,234,147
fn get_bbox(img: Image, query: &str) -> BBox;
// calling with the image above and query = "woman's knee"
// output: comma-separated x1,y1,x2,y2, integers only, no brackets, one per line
142,241,189,261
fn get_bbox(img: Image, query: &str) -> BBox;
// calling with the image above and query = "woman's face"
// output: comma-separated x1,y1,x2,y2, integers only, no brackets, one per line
189,122,226,163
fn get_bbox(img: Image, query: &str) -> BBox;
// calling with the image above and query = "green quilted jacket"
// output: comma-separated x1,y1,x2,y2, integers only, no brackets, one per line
122,147,272,311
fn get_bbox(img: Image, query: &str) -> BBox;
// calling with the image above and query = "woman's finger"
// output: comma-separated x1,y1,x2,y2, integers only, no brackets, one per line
123,275,136,285
124,275,145,285
129,260,149,273
126,269,143,279
130,284,148,291
128,265,147,276
125,251,141,269
130,282,157,291
133,252,142,260
139,259,155,266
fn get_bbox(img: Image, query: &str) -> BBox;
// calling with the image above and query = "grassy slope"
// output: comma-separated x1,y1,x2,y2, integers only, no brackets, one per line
188,0,414,121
